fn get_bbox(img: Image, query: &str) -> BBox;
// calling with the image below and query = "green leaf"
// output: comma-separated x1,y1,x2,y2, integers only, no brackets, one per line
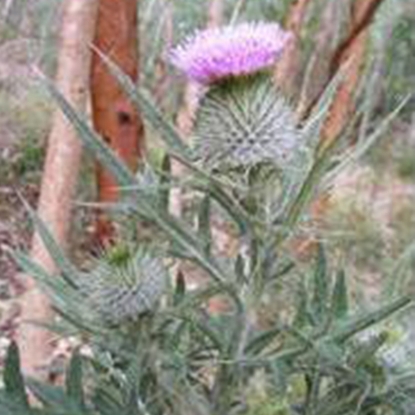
17,196,78,286
322,94,411,190
92,388,124,415
350,331,389,369
179,314,224,352
331,295,413,343
26,378,91,415
310,245,329,324
4,341,29,409
42,74,136,189
234,254,246,284
11,249,54,286
274,146,332,241
293,279,309,328
12,250,107,336
0,394,33,415
197,195,211,256
331,269,348,320
126,388,140,415
65,351,85,411
158,154,171,212
26,379,68,409
204,181,250,235
244,326,283,355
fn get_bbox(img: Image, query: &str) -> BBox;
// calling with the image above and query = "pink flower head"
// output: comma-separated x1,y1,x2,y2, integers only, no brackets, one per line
169,22,292,84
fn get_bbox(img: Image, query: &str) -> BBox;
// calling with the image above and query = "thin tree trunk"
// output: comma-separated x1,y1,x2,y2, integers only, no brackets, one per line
91,0,144,245
1,0,15,18
17,0,99,379
321,0,386,146
295,0,387,260
296,0,342,117
207,0,224,28
274,0,312,94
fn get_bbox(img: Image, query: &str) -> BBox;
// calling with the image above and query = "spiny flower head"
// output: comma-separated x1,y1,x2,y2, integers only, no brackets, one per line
169,22,292,84
80,248,167,324
192,74,302,169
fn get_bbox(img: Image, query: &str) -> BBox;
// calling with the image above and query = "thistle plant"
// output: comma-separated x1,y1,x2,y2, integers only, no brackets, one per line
170,22,299,172
3,21,414,415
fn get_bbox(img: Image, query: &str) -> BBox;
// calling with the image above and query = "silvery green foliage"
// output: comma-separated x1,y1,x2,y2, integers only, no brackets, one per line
193,74,302,170
80,247,167,324
133,162,161,205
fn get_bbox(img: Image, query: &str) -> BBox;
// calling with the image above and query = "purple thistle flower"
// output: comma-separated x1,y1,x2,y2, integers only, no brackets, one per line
169,22,292,84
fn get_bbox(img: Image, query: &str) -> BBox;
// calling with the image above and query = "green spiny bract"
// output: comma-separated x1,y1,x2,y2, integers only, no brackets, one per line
80,247,168,325
192,73,302,171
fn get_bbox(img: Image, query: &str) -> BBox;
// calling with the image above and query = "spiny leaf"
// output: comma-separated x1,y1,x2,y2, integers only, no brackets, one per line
18,195,78,287
350,331,389,369
11,249,54,285
293,279,309,328
331,295,413,343
322,94,411,190
234,254,246,284
42,73,136,188
197,195,211,256
4,341,29,409
310,245,329,324
244,326,283,355
331,269,348,320
65,350,85,411
158,153,171,212
26,378,84,412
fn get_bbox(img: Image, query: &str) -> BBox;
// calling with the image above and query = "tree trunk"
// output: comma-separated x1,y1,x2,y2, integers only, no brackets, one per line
321,0,386,146
274,0,312,94
207,0,224,28
91,0,144,245
296,0,387,261
17,0,98,379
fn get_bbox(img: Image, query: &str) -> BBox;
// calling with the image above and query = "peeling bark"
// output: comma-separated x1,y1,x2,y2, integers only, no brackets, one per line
91,0,144,245
17,0,99,379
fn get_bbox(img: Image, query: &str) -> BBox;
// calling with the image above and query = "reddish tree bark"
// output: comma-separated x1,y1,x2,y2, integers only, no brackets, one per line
274,0,312,94
17,0,99,379
321,0,386,146
91,0,144,244
291,0,386,260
